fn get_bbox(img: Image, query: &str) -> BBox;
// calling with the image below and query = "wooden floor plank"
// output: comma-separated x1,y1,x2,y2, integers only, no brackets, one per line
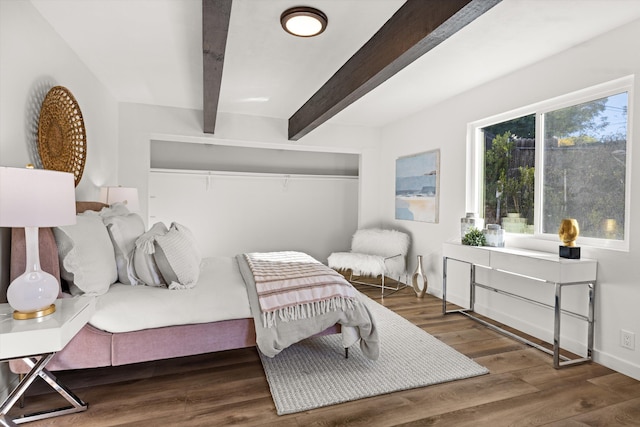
430,323,501,345
294,373,538,427
510,361,617,391
588,372,640,400
397,382,626,426
543,397,640,427
474,347,550,375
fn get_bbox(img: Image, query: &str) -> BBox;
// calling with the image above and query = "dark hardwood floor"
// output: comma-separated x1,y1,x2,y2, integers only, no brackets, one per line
9,285,640,426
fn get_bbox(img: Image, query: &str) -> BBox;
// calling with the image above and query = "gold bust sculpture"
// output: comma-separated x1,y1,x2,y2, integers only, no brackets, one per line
558,219,579,247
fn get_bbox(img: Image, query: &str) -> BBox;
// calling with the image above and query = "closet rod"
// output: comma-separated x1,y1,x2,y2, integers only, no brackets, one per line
150,168,358,181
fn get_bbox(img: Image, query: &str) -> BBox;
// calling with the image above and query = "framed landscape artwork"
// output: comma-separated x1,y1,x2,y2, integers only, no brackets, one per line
395,149,440,223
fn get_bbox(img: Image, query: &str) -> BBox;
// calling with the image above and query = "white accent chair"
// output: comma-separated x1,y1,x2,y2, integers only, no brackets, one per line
328,228,410,297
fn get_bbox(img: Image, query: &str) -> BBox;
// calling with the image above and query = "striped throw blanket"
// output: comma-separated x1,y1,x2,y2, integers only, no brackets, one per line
244,251,359,327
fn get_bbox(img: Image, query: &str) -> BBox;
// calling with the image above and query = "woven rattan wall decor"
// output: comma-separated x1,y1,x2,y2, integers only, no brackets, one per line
37,86,86,187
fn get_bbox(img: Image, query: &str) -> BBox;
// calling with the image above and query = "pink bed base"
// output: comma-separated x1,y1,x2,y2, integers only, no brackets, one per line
8,318,258,373
8,312,339,374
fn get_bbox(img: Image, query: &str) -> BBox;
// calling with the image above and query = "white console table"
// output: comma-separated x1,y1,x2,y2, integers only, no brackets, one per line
442,242,596,368
0,297,95,426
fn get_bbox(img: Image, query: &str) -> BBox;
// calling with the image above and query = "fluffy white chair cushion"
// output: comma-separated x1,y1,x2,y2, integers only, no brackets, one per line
351,229,410,258
327,252,385,276
328,228,410,278
328,252,406,278
54,212,118,296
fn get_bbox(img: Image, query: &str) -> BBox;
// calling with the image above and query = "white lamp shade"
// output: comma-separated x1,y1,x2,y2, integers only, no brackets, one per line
0,167,76,227
99,186,140,212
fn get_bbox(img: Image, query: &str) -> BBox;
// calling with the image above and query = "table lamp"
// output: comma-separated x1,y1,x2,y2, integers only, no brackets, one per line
0,166,76,319
99,186,140,212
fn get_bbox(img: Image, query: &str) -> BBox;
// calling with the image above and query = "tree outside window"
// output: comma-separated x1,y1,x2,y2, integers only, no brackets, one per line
542,93,627,240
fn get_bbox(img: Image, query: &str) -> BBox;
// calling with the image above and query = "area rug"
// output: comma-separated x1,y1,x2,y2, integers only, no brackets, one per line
259,294,489,415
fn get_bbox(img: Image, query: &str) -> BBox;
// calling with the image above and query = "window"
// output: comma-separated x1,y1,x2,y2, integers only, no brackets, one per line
482,115,536,233
468,77,632,250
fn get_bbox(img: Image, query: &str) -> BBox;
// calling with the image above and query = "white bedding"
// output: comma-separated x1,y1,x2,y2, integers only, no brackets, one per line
89,256,252,333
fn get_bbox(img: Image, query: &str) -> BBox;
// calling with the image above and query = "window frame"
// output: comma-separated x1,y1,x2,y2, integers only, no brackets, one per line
466,76,634,251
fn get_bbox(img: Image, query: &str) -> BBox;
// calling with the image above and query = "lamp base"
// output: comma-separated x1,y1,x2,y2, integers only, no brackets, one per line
13,304,56,320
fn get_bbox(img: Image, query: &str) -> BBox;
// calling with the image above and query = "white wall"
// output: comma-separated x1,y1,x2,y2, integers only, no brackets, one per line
149,171,358,262
117,104,382,262
118,103,382,228
0,0,119,400
0,1,119,199
376,19,640,379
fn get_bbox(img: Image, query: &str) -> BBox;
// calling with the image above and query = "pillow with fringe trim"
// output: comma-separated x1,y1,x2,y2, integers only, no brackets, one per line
131,222,168,287
154,223,201,290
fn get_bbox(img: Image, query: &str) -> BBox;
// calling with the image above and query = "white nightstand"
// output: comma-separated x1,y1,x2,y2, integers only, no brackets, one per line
0,297,95,426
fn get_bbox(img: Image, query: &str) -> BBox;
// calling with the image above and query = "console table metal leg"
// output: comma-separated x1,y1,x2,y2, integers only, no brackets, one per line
442,256,448,314
587,282,595,360
470,264,476,312
443,256,474,315
553,283,562,369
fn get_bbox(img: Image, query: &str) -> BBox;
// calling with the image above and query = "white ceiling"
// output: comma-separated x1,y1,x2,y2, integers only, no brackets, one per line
30,0,640,131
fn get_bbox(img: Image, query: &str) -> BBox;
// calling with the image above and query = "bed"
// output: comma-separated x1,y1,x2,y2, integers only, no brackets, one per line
8,202,378,375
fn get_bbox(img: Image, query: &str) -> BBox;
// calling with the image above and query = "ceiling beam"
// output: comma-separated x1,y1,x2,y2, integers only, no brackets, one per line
288,0,501,141
202,0,232,134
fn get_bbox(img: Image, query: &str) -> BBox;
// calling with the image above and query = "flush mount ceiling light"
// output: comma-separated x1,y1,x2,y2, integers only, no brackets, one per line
281,6,328,37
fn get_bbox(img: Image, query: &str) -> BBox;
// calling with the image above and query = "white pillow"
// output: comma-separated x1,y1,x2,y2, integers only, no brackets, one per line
99,202,130,218
53,212,118,296
131,222,169,287
103,213,145,285
154,222,201,290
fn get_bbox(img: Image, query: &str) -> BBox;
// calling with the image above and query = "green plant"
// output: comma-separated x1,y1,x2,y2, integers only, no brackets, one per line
462,227,486,246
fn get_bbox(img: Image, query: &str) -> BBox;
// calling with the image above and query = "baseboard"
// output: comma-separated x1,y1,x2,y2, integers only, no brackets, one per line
592,350,640,381
426,287,442,299
473,302,586,355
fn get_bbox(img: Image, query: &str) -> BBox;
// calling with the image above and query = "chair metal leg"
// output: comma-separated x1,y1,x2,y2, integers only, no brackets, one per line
346,270,408,298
